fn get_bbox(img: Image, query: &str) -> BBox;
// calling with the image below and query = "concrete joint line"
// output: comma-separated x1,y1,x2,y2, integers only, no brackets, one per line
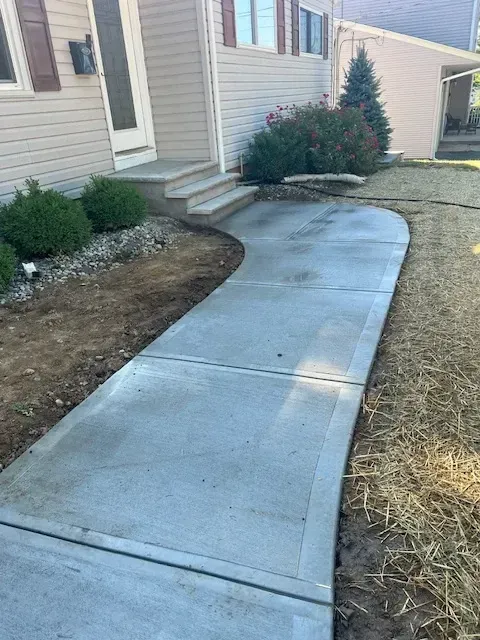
0,514,333,606
138,353,367,387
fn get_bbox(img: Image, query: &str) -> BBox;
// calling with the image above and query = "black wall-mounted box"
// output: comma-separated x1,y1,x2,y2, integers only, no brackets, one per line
69,40,96,75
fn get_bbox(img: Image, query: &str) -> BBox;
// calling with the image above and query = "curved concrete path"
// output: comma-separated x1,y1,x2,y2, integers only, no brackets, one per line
0,202,408,640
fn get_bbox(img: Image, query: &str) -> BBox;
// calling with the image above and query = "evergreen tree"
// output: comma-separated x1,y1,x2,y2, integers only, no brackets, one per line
340,45,392,152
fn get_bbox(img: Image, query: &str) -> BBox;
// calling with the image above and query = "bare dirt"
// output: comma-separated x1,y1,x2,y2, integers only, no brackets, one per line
335,507,432,640
0,227,243,470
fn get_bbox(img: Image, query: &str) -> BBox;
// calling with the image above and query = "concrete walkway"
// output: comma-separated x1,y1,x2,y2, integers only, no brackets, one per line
0,202,408,639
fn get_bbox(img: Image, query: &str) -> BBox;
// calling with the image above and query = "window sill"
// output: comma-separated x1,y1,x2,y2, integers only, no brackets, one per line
237,42,278,54
300,51,323,58
0,88,35,99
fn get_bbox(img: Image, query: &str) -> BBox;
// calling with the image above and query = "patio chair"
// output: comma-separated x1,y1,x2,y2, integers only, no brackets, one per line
445,113,461,135
463,121,477,134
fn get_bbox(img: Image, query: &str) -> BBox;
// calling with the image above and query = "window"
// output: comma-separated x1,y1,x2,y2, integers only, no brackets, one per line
0,0,33,96
300,7,322,55
0,13,15,82
235,0,276,49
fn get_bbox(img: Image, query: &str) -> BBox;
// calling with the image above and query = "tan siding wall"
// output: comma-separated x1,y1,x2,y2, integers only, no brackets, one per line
213,0,333,169
337,27,475,158
0,0,113,201
138,0,212,161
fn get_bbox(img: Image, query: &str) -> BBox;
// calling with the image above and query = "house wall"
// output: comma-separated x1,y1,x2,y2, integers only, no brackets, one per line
334,0,479,51
138,0,213,161
447,74,473,121
213,0,333,170
0,0,113,203
337,26,478,158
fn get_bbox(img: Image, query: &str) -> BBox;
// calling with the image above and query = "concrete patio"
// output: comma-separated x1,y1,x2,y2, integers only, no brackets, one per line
0,201,409,639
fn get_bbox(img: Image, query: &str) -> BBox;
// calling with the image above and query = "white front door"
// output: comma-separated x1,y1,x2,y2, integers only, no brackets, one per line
90,0,150,153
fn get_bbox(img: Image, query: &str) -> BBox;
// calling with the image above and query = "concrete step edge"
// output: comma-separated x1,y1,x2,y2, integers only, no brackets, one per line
188,186,258,216
167,173,240,199
111,161,219,184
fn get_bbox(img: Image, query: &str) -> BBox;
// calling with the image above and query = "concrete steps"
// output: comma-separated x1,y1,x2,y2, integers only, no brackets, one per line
167,173,240,215
188,186,258,226
111,159,257,226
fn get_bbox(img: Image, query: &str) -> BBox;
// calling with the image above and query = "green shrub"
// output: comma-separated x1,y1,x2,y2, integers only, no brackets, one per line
246,101,380,183
82,175,147,232
0,180,91,258
247,124,308,184
0,243,15,293
307,106,380,176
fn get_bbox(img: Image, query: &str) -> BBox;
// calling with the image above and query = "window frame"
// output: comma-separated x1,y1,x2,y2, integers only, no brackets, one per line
0,0,33,97
299,3,323,57
235,0,277,52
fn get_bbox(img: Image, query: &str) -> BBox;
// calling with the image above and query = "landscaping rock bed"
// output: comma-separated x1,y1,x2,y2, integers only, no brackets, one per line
1,217,185,304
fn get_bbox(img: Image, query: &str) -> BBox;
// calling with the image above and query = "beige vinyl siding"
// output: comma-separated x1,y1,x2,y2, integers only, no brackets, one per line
213,0,333,170
0,0,113,201
337,27,479,158
138,0,212,161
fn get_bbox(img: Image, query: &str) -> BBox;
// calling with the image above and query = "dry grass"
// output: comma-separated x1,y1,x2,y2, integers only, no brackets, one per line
401,159,480,171
340,164,480,204
333,171,480,639
259,167,480,639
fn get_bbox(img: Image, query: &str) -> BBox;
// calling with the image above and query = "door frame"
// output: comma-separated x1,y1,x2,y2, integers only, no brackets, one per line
87,0,157,171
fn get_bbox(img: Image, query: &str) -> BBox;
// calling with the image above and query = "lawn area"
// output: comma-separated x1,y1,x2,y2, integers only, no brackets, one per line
258,164,480,640
0,227,242,469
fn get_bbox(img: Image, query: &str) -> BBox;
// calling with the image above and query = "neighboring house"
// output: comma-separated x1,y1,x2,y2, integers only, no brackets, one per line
334,0,480,51
0,0,333,221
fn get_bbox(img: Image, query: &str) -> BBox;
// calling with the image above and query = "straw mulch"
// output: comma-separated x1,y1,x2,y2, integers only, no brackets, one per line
343,194,480,639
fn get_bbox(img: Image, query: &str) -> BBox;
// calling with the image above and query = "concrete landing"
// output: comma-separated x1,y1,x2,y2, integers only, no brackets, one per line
0,201,409,639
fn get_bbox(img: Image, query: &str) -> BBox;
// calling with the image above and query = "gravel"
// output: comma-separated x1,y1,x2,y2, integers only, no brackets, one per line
1,216,187,304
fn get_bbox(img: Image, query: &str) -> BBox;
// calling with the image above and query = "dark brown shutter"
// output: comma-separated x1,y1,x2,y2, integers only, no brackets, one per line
323,12,329,59
292,0,299,56
15,0,60,91
222,0,237,47
277,0,286,54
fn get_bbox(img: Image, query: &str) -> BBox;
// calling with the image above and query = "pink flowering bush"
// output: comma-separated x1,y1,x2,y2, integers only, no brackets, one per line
246,100,379,183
